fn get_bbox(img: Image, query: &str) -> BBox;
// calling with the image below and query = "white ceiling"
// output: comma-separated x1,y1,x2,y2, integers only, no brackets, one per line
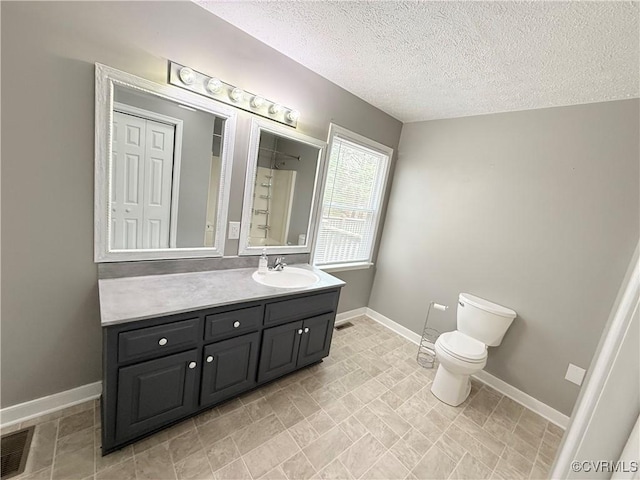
198,1,639,123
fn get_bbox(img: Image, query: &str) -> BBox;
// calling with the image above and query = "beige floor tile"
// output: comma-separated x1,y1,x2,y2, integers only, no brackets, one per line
198,408,252,446
308,410,337,436
445,423,500,470
52,444,95,480
266,391,306,428
433,433,466,463
132,430,171,456
368,399,412,436
451,452,492,479
289,419,321,448
314,458,354,480
517,410,547,438
261,466,289,480
339,433,387,479
243,431,299,479
239,388,265,406
216,398,244,416
95,444,133,473
499,447,534,479
23,420,58,475
174,450,213,480
232,413,285,455
453,415,505,457
169,429,203,465
303,427,353,471
134,443,177,480
364,451,410,480
323,399,351,424
193,408,221,427
56,426,94,457
353,406,400,448
215,458,251,480
245,397,275,422
58,410,94,439
338,416,368,443
388,439,425,471
487,396,524,432
411,445,457,480
281,451,317,480
204,436,240,472
96,457,136,480
15,466,53,480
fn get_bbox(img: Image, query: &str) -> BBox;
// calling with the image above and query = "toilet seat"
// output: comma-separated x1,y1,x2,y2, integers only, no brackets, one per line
437,331,487,363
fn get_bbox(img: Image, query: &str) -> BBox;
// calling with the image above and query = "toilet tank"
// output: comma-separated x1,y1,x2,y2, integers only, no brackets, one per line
457,293,517,346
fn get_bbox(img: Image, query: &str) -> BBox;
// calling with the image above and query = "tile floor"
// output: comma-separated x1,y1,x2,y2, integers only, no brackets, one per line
2,316,563,480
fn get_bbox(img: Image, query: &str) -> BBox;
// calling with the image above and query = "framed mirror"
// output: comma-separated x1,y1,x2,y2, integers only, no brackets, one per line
239,119,326,255
95,64,237,262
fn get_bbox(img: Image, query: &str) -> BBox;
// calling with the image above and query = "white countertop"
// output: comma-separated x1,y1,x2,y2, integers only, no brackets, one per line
98,264,345,326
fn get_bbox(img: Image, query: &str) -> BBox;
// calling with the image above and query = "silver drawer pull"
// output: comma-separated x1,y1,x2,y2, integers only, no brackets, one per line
206,356,214,363
158,338,168,346
304,327,310,333
233,321,241,328
297,329,303,335
188,361,197,369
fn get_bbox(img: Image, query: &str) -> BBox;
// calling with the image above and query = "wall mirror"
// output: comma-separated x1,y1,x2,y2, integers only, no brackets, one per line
239,119,326,255
95,64,237,262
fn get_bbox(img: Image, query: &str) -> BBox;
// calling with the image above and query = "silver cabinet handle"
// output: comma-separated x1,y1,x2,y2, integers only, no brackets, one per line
233,321,241,328
158,338,168,346
297,329,303,335
188,361,197,369
304,327,309,333
206,356,214,363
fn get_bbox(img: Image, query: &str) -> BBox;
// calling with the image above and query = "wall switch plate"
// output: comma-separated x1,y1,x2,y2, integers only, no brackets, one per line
565,363,586,386
228,221,240,240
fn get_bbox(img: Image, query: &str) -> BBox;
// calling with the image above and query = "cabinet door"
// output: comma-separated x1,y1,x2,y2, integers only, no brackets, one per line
298,313,335,368
258,320,303,383
116,350,197,442
200,332,260,407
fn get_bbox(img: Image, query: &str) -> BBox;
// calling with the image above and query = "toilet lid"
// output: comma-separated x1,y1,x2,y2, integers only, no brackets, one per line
438,331,487,362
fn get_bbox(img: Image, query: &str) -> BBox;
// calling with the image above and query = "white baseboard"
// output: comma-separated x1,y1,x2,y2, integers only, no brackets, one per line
335,307,368,325
362,307,569,429
0,382,102,429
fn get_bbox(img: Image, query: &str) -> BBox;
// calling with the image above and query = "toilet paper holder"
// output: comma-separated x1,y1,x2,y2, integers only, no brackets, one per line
416,302,448,369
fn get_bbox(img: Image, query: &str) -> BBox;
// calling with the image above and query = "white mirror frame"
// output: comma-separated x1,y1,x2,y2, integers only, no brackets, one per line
239,118,327,256
94,64,237,262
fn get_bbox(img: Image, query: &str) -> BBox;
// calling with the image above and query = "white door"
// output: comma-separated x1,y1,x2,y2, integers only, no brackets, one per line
111,112,174,249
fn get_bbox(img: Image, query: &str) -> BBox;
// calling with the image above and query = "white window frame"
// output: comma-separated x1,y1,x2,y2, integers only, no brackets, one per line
312,124,393,272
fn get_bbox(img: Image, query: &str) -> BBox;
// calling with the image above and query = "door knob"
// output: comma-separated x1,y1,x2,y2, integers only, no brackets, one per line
297,329,303,335
206,356,214,363
233,321,241,328
158,338,168,346
304,328,309,333
188,362,197,369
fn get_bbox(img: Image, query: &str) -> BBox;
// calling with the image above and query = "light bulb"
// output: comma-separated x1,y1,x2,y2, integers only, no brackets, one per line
179,67,196,85
269,103,282,115
206,78,222,94
287,110,300,122
251,96,265,108
230,88,244,102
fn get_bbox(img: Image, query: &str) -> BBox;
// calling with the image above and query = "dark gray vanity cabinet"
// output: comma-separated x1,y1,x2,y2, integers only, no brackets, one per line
101,287,341,454
115,349,198,443
200,332,260,407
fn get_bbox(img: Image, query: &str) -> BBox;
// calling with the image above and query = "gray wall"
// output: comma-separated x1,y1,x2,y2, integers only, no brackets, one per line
369,100,639,415
114,87,216,248
0,1,402,408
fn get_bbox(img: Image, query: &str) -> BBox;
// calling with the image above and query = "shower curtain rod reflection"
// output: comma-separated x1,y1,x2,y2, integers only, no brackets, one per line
258,147,300,161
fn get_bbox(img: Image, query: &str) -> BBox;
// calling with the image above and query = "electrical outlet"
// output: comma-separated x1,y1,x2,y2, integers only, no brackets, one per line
228,221,240,240
565,363,586,386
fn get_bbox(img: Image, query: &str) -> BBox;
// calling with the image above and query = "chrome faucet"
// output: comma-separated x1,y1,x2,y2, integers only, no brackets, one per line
270,257,287,271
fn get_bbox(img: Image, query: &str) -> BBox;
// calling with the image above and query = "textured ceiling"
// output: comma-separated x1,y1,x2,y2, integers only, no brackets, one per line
197,1,639,122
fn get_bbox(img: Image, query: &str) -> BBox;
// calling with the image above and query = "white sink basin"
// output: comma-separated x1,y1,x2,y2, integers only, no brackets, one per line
252,267,320,288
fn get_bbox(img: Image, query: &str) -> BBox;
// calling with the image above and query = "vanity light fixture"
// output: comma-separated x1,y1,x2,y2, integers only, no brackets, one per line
269,103,282,115
178,67,196,85
167,61,299,128
206,77,222,94
229,88,244,102
251,95,265,108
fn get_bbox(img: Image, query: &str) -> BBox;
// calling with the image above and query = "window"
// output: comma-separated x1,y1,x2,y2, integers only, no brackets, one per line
313,125,393,269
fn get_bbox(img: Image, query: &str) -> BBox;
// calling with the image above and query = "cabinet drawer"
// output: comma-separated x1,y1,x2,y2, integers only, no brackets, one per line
204,306,262,342
118,318,200,363
264,290,339,327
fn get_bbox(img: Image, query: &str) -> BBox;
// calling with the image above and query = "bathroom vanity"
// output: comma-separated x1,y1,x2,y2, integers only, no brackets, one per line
98,266,344,454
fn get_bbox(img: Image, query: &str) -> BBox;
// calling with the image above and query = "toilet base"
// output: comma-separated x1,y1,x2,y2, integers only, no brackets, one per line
431,364,472,406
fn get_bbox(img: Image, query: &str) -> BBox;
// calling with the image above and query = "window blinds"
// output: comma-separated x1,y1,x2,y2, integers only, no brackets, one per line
314,135,389,266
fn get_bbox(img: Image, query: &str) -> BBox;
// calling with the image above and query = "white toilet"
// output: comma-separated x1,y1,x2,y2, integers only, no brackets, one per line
431,293,517,406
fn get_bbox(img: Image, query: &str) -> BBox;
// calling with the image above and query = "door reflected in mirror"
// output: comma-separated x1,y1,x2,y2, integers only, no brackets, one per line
240,120,326,255
111,85,226,250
